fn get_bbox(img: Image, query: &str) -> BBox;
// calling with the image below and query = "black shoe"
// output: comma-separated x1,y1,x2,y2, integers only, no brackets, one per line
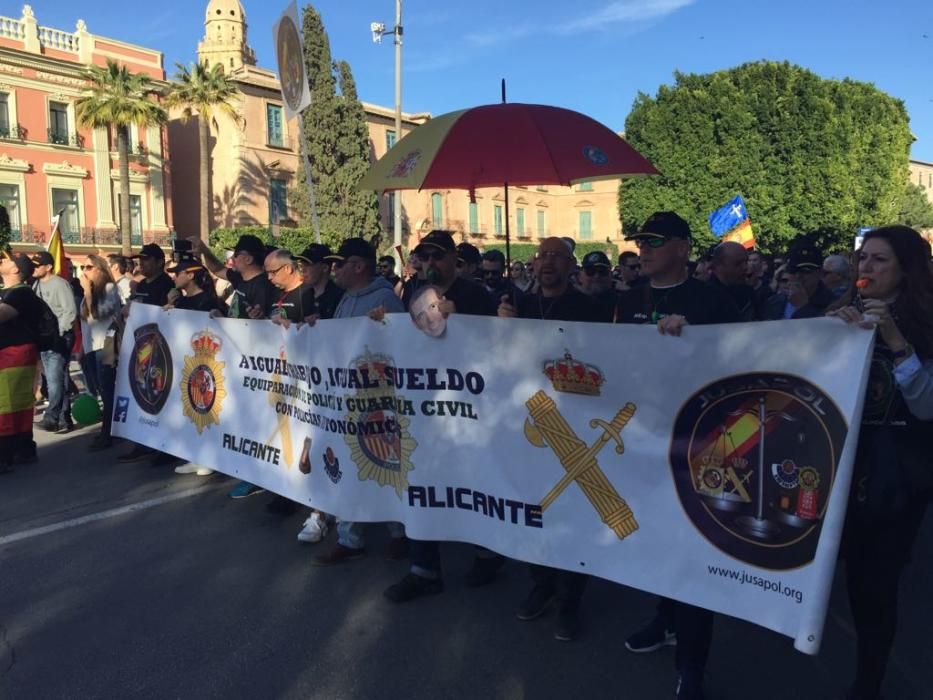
118,445,155,463
675,667,705,700
624,615,676,653
554,606,580,642
464,554,505,588
516,583,557,621
383,573,444,603
37,418,58,433
88,435,113,452
14,450,38,465
265,495,298,515
149,452,182,468
55,422,72,435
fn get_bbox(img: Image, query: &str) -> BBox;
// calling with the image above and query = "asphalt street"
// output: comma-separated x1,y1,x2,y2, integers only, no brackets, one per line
1,426,931,700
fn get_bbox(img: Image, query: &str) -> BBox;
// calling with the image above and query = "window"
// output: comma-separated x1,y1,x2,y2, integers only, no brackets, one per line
578,211,592,240
116,193,143,237
386,130,396,151
270,179,288,223
494,204,503,235
49,102,69,144
386,192,395,227
0,184,21,231
266,104,284,147
537,209,545,238
516,207,525,235
431,193,443,227
577,181,593,191
536,185,548,192
0,93,9,137
52,188,79,239
469,202,478,233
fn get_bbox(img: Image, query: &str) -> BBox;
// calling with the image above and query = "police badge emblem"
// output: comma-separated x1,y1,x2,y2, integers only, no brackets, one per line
128,323,173,415
179,331,227,434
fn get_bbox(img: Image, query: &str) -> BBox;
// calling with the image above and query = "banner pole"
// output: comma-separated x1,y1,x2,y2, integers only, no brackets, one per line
296,114,321,244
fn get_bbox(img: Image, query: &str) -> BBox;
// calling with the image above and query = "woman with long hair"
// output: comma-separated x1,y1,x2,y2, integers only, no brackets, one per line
829,225,933,700
165,258,222,313
80,254,122,451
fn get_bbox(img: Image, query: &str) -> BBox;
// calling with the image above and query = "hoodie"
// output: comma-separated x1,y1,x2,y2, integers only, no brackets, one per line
332,275,404,319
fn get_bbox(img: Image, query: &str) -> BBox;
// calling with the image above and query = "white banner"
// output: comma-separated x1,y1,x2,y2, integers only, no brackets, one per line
113,306,874,654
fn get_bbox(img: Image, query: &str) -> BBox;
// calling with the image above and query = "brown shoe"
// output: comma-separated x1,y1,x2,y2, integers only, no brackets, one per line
384,536,409,560
312,543,364,566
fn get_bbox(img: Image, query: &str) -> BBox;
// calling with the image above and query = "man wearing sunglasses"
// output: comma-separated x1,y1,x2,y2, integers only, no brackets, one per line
481,249,524,303
295,244,343,320
615,212,739,700
191,235,274,322
455,241,483,284
377,255,401,287
708,241,759,321
617,251,644,291
579,250,617,321
383,230,499,602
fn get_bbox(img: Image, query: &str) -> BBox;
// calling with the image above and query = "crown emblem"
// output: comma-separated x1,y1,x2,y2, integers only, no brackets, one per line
350,347,393,389
190,331,222,357
543,352,605,396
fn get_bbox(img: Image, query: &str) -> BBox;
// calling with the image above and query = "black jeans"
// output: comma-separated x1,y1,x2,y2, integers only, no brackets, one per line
654,597,714,673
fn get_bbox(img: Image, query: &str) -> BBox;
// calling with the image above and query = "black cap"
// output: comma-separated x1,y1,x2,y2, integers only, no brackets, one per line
625,211,692,241
130,243,166,261
582,251,611,268
166,257,204,274
228,234,266,264
9,251,36,279
30,251,55,267
413,230,456,254
324,237,376,262
294,243,332,264
787,240,823,272
456,242,482,266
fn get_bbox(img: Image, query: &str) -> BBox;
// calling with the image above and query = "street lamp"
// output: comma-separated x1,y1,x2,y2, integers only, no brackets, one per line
371,2,403,264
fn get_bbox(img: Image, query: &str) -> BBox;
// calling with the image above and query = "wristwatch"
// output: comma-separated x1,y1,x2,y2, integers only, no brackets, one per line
891,344,914,361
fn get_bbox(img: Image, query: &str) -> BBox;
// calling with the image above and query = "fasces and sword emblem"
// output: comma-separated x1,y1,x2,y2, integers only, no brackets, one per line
524,390,638,540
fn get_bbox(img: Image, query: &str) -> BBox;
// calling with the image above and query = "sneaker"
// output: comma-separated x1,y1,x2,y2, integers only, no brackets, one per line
384,536,409,560
624,616,676,653
297,512,328,543
265,495,298,515
37,417,58,433
195,465,214,476
554,607,580,642
117,445,155,463
383,573,444,603
312,543,364,566
88,435,113,452
516,584,557,621
55,422,73,435
675,668,705,700
464,554,505,588
229,481,265,499
174,463,200,475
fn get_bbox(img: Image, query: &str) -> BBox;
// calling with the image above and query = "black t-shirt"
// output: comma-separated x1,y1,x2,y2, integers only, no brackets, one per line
314,279,344,320
517,286,608,323
226,270,275,319
176,291,221,313
0,284,40,349
131,272,174,307
615,276,740,326
271,284,317,323
437,277,497,317
709,276,759,321
401,276,427,310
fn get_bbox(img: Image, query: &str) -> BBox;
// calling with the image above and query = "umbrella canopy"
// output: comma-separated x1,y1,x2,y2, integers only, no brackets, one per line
358,102,658,193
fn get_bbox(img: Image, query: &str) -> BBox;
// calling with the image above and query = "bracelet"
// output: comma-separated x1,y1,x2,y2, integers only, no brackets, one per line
891,343,914,360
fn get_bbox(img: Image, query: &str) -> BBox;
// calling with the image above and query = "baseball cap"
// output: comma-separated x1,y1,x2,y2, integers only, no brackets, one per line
129,243,166,261
324,237,376,262
582,251,611,268
456,242,482,266
294,243,332,264
30,251,55,267
413,230,456,255
787,241,823,272
625,211,692,241
7,251,36,279
166,257,204,274
229,234,266,264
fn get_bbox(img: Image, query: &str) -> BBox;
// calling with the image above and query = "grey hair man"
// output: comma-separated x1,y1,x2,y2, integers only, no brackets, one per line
822,253,851,298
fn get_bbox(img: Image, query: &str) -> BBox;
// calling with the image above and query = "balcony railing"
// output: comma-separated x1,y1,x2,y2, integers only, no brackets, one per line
10,226,169,247
0,123,25,140
48,129,84,148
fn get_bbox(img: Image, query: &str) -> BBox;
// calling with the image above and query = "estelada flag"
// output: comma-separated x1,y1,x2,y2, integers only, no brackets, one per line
46,211,70,277
709,195,756,250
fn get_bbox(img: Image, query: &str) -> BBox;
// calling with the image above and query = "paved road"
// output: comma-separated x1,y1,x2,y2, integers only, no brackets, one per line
1,427,931,699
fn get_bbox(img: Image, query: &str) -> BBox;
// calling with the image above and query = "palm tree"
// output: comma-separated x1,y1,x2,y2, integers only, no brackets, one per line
165,62,240,245
76,59,167,255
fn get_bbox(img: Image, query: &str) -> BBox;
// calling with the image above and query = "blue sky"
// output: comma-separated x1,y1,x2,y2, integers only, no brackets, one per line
35,0,933,161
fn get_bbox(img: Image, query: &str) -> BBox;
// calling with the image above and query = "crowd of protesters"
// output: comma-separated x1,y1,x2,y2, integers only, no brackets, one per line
1,213,931,700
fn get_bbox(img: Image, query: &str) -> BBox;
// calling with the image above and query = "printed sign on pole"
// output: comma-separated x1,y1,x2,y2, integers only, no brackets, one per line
273,1,311,119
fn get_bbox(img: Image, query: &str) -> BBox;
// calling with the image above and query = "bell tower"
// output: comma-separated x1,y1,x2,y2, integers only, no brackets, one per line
197,0,256,72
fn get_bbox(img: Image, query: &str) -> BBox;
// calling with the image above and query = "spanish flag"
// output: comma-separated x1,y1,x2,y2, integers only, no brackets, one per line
46,212,68,277
709,195,756,250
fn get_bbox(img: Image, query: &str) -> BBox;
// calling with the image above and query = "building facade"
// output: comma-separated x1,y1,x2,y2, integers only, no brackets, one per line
170,0,627,254
0,5,172,254
909,158,933,205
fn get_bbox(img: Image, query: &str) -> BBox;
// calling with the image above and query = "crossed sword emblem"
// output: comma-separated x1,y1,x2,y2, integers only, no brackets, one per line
524,390,639,541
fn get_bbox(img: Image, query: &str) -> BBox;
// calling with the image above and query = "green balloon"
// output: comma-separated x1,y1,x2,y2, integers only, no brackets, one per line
72,394,102,426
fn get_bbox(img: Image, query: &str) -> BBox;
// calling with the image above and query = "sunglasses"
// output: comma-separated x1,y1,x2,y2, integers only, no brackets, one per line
583,266,609,277
81,264,95,271
417,250,447,262
777,277,789,285
482,269,503,277
625,264,641,271
634,237,667,250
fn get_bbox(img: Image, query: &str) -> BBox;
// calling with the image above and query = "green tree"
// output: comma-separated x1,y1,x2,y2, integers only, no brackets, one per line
291,6,381,249
619,61,913,253
0,204,10,251
165,62,240,244
75,59,166,255
896,182,933,230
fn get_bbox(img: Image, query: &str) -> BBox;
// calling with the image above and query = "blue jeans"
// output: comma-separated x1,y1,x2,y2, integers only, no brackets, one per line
94,351,116,438
337,520,405,549
40,349,70,426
